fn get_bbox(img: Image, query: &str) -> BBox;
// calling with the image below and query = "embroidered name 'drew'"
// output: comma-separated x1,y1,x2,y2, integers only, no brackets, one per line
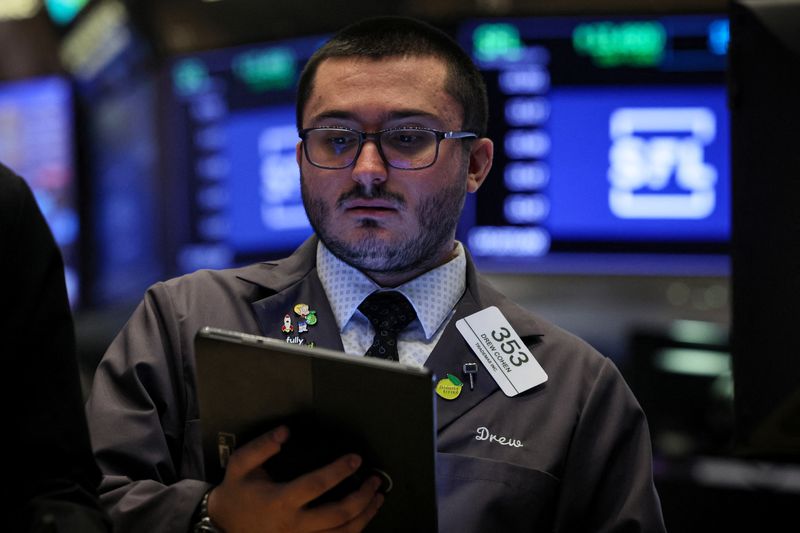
475,426,524,448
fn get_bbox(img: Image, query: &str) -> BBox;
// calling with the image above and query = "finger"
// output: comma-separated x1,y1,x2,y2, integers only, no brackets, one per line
283,453,363,505
226,425,289,479
300,475,383,532
336,492,384,533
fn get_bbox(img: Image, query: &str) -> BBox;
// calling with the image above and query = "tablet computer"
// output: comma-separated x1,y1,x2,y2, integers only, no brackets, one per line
195,326,438,532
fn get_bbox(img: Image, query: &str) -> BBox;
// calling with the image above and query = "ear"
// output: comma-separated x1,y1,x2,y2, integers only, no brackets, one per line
466,138,493,193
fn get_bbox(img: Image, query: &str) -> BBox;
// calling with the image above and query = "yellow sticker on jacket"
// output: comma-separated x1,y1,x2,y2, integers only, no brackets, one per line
435,374,463,400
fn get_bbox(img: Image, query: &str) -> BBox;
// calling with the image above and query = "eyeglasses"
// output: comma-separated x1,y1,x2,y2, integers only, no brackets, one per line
299,126,478,170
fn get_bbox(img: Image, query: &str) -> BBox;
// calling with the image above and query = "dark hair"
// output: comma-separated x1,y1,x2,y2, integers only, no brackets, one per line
296,16,488,137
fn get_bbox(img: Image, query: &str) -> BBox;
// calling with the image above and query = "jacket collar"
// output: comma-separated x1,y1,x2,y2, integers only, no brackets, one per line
242,236,344,351
235,235,319,294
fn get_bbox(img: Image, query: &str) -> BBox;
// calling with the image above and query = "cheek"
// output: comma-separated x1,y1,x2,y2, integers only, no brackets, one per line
303,170,343,199
415,167,467,202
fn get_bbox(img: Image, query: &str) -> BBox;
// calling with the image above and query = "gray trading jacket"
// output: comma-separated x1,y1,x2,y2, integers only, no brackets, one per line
86,236,666,532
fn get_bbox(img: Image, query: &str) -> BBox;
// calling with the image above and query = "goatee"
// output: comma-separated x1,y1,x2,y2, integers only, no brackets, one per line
301,177,467,276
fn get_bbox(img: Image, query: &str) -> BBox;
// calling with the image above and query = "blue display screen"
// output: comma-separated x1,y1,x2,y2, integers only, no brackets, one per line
225,106,311,252
458,13,731,274
164,34,326,274
0,76,81,305
546,86,730,242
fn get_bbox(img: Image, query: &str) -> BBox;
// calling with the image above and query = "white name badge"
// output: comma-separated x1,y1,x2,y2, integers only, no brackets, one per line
456,306,547,397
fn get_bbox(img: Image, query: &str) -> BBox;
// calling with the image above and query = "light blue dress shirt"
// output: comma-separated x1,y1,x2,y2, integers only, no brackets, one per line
316,241,467,366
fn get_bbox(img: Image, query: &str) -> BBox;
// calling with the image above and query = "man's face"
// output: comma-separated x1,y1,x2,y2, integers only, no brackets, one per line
297,55,492,284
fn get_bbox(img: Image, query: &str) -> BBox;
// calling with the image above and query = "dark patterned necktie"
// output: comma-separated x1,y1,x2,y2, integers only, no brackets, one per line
358,291,417,361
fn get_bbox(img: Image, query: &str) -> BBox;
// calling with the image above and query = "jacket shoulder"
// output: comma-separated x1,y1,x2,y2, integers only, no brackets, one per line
475,274,611,377
143,263,275,316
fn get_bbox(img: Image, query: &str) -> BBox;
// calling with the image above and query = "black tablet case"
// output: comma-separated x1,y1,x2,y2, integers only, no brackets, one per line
195,326,438,532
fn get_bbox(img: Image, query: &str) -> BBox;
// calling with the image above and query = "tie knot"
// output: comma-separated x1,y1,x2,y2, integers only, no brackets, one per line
358,291,417,336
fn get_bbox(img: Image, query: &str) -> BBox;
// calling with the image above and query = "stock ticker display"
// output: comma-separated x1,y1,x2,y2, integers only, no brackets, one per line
458,14,730,274
165,34,328,274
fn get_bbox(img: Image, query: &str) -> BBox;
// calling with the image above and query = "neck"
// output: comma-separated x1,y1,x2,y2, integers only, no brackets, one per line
363,242,459,288
362,242,457,288
316,232,461,288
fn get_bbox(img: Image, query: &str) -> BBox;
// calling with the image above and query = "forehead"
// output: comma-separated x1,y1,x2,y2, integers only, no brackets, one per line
303,55,463,128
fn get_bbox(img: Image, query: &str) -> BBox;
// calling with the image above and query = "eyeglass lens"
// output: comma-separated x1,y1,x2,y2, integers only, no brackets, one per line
305,129,438,169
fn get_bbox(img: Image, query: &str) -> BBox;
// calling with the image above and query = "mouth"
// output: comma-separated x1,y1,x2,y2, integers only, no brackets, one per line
341,199,400,215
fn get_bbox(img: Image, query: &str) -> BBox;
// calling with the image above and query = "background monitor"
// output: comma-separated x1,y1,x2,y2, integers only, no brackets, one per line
162,34,329,276
0,75,80,307
455,13,730,276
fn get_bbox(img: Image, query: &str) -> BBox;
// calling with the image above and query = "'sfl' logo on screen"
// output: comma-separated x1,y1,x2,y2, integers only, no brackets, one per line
607,107,718,220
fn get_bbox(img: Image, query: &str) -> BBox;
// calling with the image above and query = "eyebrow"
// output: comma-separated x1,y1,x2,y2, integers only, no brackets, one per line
310,109,442,125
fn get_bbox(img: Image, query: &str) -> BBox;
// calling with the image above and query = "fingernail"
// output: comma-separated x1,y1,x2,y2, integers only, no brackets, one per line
376,493,385,508
370,477,382,491
271,425,289,443
348,455,362,470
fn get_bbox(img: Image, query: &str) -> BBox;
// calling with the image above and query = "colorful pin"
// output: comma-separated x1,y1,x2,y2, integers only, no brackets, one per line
284,304,318,347
281,314,293,334
305,310,317,326
435,373,464,400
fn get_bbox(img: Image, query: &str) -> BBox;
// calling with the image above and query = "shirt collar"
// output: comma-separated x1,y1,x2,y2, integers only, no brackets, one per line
316,240,467,339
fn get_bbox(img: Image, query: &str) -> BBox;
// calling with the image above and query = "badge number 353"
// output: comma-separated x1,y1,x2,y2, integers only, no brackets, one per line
456,306,547,397
491,326,530,368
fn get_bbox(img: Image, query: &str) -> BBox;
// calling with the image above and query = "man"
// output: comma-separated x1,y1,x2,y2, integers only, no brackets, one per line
86,16,667,533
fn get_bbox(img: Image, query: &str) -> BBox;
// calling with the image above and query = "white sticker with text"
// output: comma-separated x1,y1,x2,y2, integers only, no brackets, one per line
456,306,547,397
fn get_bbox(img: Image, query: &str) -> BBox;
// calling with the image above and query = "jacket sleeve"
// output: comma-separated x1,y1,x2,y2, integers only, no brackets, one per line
85,282,209,533
553,358,667,533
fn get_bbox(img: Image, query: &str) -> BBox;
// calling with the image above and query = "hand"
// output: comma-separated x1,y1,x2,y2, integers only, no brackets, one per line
207,425,384,533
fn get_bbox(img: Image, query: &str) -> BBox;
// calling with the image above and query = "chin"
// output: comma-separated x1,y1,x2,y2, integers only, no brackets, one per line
347,221,400,241
327,233,406,268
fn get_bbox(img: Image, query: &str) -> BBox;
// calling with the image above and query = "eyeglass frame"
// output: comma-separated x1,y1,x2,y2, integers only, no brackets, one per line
299,126,478,170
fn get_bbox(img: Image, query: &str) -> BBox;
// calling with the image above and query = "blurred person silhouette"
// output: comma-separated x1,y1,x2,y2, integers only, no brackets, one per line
0,162,110,532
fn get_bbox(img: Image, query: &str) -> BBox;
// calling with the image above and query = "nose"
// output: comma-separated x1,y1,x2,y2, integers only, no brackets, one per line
351,139,388,190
